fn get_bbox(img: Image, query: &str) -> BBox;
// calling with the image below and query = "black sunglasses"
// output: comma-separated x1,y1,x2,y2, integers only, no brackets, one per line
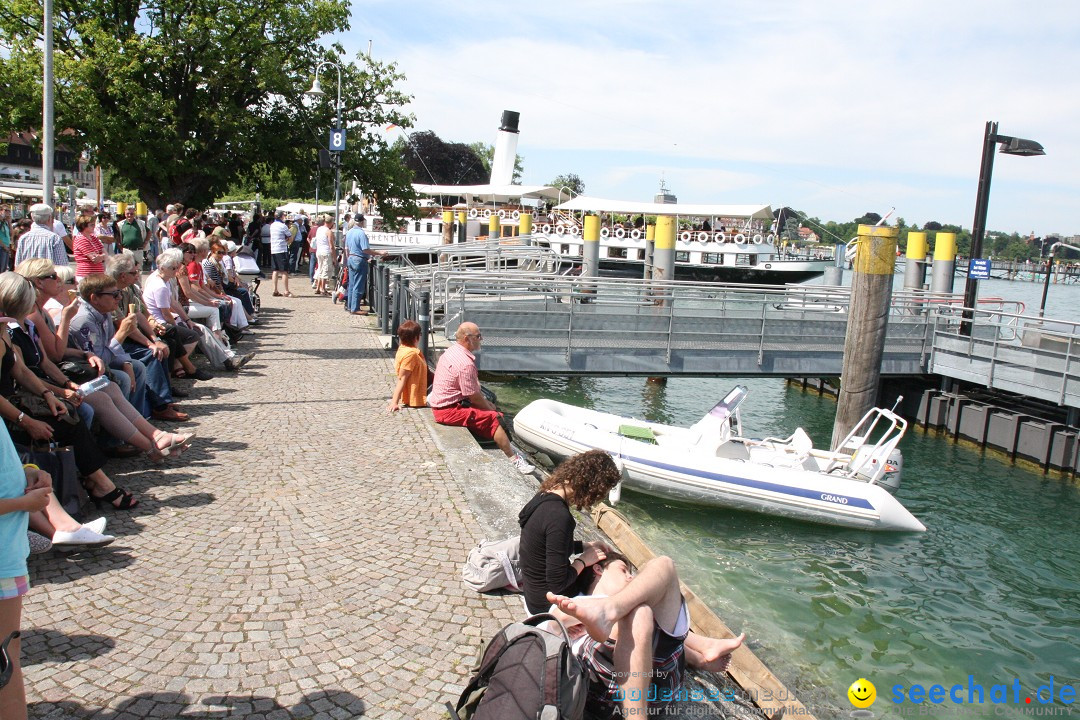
38,273,58,280
95,290,121,298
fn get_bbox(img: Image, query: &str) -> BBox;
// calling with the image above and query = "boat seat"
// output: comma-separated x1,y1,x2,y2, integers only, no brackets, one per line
744,428,814,468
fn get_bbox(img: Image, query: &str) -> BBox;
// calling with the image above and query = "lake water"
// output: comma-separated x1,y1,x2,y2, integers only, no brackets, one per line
487,274,1080,719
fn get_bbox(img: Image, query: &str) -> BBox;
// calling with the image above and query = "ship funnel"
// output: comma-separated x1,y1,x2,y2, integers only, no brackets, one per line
490,110,520,185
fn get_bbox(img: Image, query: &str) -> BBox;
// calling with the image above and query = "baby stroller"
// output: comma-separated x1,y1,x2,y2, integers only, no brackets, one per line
333,249,347,305
234,246,263,312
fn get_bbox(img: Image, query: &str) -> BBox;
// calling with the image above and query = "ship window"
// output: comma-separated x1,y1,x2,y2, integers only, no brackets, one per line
736,254,755,265
703,253,724,265
675,251,690,262
608,247,627,259
562,244,570,254
426,222,433,233
413,221,420,232
638,250,646,260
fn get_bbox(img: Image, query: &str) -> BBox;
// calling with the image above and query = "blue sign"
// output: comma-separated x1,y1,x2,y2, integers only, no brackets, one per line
969,258,991,279
328,129,346,152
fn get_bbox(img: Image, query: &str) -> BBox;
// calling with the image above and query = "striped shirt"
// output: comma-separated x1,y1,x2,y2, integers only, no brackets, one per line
201,258,224,289
427,341,480,408
14,224,69,266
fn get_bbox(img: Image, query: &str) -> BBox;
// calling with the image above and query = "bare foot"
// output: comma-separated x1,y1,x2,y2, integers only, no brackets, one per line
546,592,616,642
696,633,745,673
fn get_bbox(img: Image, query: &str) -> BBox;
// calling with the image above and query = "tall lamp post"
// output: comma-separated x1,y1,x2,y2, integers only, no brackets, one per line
305,61,343,248
961,121,1045,335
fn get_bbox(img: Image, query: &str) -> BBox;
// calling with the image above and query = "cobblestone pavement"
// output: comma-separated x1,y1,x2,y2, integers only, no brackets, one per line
23,287,522,719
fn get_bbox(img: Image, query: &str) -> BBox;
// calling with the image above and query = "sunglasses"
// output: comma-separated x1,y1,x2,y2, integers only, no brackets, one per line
37,273,58,280
96,290,121,298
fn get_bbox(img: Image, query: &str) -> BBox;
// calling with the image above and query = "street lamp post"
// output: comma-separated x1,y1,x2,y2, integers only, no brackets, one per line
961,121,1045,335
305,62,343,249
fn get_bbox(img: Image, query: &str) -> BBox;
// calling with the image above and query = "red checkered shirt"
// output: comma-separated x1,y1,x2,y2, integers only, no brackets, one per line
428,342,480,409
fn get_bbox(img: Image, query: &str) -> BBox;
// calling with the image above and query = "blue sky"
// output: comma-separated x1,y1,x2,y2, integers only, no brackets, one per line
338,0,1079,236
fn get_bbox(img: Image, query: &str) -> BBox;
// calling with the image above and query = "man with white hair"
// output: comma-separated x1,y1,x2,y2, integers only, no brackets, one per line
14,203,69,266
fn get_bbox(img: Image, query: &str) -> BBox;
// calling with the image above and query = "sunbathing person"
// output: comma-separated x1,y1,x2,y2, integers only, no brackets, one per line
547,553,745,718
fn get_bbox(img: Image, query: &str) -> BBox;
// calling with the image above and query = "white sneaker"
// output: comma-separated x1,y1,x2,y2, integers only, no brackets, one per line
52,527,115,548
511,454,536,475
83,517,107,535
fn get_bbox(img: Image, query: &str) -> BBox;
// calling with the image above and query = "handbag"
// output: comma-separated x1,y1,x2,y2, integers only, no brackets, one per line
58,358,98,384
17,442,89,520
462,536,523,593
8,387,78,425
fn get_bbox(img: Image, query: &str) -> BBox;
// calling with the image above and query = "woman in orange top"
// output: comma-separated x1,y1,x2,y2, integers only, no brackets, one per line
388,320,428,412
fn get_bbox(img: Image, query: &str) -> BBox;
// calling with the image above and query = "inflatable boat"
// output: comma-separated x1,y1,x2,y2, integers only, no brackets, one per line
512,386,925,532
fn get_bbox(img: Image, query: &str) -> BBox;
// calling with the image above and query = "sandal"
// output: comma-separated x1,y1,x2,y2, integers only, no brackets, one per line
283,292,294,297
171,368,189,379
91,487,138,510
272,291,282,297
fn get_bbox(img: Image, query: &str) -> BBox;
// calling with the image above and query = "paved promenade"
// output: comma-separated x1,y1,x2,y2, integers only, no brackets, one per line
23,289,521,719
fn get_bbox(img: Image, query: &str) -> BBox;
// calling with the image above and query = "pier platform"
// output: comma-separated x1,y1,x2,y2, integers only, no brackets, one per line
20,287,783,719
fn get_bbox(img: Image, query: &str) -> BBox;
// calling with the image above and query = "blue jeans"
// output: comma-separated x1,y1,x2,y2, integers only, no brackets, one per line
309,252,317,282
124,342,174,412
347,259,368,312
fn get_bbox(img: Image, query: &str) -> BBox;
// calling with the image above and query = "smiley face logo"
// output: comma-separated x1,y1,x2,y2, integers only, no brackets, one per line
848,678,876,708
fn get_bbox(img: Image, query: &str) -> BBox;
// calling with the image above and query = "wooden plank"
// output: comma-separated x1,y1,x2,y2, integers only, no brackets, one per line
592,504,816,720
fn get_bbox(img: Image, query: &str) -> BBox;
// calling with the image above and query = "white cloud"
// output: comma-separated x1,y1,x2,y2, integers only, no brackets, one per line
345,0,1080,233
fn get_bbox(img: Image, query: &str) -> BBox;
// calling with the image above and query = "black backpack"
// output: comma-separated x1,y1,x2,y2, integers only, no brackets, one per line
447,614,587,720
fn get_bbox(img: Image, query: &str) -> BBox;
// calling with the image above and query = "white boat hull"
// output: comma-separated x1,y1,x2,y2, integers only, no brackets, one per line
513,399,925,533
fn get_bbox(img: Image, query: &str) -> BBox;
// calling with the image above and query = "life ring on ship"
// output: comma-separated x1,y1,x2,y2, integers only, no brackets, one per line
556,225,566,235
735,234,746,243
680,231,692,242
601,227,610,238
570,225,581,236
720,233,730,243
541,224,552,234
630,229,642,240
512,210,521,220
713,232,724,242
497,209,506,219
482,209,492,218
468,208,478,219
753,234,764,244
698,232,709,242
615,227,626,238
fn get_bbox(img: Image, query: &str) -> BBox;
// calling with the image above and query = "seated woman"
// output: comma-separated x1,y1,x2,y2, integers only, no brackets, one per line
0,309,137,510
518,449,620,615
41,264,77,328
0,272,191,465
200,239,253,326
388,320,428,412
145,249,251,373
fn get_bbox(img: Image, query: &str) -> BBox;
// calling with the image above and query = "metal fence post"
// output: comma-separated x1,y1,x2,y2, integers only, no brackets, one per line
419,290,431,361
379,264,390,333
391,275,403,348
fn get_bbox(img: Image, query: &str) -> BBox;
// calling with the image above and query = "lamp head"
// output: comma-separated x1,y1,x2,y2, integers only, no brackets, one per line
998,136,1045,157
305,77,326,98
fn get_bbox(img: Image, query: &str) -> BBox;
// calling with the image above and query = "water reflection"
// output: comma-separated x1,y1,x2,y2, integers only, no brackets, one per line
490,375,1080,719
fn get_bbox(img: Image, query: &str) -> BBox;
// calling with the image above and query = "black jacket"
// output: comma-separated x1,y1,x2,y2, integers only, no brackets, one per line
519,492,585,614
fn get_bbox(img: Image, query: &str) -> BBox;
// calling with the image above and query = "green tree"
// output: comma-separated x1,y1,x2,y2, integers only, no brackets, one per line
0,0,416,222
549,173,585,197
467,141,523,183
400,131,487,185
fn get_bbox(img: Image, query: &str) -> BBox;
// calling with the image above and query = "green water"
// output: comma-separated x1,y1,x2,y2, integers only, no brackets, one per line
489,375,1080,719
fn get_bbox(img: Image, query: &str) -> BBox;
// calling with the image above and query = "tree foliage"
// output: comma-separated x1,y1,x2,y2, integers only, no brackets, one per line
0,0,417,223
466,141,523,183
548,173,585,197
398,131,487,185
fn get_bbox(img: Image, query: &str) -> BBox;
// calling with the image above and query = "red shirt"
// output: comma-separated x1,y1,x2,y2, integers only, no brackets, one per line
73,232,105,277
427,342,480,408
186,260,205,288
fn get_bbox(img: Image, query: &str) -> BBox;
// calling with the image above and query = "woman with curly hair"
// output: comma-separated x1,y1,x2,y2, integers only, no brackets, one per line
518,449,620,615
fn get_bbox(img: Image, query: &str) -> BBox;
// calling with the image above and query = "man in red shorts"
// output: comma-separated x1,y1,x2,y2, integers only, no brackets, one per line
429,321,535,474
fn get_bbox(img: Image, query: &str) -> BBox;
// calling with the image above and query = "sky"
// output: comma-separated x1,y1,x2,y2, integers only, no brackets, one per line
339,0,1080,237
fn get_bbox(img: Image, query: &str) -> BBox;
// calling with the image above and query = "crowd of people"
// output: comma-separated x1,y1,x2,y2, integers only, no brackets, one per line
0,202,275,719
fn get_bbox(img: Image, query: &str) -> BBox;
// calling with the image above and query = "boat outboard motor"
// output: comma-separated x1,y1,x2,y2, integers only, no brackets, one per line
852,447,904,493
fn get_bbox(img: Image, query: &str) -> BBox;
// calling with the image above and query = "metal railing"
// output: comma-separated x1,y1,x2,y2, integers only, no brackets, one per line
366,257,1080,406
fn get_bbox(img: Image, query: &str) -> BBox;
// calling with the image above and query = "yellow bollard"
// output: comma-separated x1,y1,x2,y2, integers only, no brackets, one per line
519,213,533,246
488,213,500,240
442,210,454,245
582,215,600,278
136,202,147,217
653,216,676,282
931,232,957,294
116,201,127,216
904,231,928,290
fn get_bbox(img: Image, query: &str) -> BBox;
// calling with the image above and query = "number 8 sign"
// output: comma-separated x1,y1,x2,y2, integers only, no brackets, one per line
329,128,346,152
